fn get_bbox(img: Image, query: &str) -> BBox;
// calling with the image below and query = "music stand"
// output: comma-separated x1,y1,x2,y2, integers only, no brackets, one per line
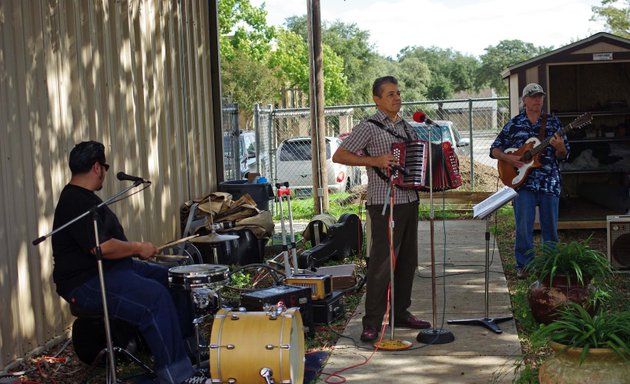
33,180,148,383
447,186,517,333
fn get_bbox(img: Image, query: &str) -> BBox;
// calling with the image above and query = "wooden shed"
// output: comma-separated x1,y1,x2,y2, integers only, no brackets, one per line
502,32,630,229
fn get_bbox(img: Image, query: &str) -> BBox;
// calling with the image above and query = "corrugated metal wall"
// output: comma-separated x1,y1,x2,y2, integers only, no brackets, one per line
0,0,219,368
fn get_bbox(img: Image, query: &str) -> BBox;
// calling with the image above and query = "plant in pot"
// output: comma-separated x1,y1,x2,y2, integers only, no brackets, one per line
533,302,630,383
525,238,612,324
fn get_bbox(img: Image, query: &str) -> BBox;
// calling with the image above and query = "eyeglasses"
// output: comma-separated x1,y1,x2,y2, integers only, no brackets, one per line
99,162,110,172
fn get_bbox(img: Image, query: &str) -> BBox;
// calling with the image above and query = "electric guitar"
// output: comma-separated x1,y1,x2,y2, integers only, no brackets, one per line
497,112,592,189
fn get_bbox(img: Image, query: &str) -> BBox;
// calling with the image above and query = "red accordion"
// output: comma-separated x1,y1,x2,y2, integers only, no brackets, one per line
391,140,462,191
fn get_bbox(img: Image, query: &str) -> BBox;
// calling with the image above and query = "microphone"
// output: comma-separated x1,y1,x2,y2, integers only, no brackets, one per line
413,110,435,125
116,171,150,184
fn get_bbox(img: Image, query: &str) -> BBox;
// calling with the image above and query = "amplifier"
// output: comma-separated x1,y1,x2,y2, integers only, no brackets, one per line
315,264,357,290
240,285,314,337
312,291,344,324
607,215,630,272
285,274,333,300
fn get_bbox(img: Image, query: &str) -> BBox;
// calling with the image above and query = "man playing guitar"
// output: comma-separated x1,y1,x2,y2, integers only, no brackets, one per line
490,83,570,279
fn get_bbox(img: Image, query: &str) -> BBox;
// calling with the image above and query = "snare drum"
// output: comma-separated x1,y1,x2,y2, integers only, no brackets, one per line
209,308,305,384
168,264,229,290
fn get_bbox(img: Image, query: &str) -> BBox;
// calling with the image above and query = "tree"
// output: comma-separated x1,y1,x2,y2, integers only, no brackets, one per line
476,40,553,95
591,0,630,38
393,56,431,101
396,46,479,100
218,0,275,61
221,46,281,125
285,16,381,103
268,29,350,106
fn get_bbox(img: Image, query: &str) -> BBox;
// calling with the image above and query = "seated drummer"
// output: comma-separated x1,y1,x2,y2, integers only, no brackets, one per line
52,141,208,384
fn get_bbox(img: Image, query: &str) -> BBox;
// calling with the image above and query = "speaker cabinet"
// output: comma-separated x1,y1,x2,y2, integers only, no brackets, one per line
607,215,630,272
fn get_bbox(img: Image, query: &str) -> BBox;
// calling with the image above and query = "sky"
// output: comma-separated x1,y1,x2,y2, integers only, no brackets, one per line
250,0,608,58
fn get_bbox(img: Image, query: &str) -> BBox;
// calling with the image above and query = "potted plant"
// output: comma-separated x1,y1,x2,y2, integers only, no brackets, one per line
525,238,612,287
525,238,612,324
533,302,630,383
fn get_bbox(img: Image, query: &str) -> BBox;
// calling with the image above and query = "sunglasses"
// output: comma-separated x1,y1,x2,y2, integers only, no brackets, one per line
99,162,110,172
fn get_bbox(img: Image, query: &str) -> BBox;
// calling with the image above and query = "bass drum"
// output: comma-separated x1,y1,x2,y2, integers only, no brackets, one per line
209,308,305,383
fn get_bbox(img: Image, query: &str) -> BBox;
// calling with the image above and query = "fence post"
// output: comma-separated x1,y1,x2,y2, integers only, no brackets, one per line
468,98,475,190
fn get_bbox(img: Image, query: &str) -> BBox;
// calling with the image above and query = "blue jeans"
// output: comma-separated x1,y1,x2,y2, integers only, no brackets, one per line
64,260,194,384
512,189,559,269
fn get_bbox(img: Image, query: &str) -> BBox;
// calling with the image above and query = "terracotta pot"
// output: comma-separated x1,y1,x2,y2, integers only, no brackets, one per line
541,273,591,288
527,281,595,324
539,341,630,384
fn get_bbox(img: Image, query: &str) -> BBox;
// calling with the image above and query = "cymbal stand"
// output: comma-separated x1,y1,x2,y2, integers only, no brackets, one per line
33,180,148,383
374,170,412,351
275,182,298,277
418,123,455,344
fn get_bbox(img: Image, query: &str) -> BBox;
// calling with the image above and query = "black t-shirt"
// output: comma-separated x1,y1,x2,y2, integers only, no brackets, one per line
52,184,131,296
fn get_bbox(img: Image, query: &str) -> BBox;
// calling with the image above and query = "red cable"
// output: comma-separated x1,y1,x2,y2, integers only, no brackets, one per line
322,173,398,383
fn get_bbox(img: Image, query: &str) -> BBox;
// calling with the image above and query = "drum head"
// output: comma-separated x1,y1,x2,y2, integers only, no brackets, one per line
168,264,229,289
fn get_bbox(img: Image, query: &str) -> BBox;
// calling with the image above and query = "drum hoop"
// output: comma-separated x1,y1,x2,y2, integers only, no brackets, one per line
169,264,229,275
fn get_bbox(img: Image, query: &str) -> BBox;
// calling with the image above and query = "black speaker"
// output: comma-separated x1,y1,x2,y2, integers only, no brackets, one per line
607,215,630,272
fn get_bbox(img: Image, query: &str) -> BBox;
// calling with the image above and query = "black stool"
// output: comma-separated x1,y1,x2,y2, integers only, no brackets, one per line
70,303,155,380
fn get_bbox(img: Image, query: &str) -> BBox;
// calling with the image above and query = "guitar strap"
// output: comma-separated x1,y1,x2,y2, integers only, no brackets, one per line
538,112,548,141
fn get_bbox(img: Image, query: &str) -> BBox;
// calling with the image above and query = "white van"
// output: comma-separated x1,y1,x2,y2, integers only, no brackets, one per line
275,136,360,193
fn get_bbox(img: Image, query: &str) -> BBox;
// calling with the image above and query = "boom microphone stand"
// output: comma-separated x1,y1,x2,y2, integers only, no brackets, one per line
33,179,149,383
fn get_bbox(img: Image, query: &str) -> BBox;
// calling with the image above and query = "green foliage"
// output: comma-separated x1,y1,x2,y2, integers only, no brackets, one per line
591,0,630,38
268,29,350,105
218,0,276,61
221,46,282,123
476,40,553,95
229,270,253,288
397,46,480,100
269,30,311,91
531,302,630,363
525,238,612,286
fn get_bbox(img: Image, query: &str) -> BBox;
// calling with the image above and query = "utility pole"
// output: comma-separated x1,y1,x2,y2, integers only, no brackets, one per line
307,0,328,214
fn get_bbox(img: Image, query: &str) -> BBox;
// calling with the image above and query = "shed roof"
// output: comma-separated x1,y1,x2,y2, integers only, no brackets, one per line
501,32,630,78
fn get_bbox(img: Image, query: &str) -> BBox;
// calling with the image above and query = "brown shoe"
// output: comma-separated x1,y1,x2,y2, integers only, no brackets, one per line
394,314,431,329
360,326,378,341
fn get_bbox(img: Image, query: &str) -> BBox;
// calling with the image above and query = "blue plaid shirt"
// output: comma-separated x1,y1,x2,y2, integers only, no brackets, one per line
490,111,570,196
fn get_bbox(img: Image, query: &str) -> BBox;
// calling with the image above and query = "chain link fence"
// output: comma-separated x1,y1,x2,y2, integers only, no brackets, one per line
222,97,510,208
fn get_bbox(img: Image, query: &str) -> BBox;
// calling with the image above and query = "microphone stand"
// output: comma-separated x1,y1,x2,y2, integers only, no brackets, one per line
374,170,412,351
33,180,147,383
417,122,454,344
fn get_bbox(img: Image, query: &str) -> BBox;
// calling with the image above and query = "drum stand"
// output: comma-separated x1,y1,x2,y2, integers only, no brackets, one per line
417,125,455,344
33,181,147,383
274,182,300,277
374,171,412,351
190,287,222,369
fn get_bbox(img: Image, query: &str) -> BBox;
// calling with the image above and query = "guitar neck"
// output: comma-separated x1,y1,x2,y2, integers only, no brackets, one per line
529,122,573,157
